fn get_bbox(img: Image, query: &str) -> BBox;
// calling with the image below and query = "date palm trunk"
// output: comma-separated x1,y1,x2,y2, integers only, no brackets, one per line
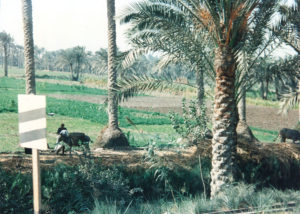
238,89,246,122
260,80,265,100
275,75,280,101
22,0,36,95
210,47,238,198
263,80,269,100
22,2,41,214
95,0,128,148
196,68,205,107
237,88,258,143
4,44,8,77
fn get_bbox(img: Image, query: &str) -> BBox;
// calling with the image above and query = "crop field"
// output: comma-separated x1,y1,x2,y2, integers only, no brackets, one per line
0,70,298,154
0,71,181,152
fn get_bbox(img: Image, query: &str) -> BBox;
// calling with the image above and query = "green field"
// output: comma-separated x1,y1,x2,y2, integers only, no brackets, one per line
0,75,179,152
0,73,279,153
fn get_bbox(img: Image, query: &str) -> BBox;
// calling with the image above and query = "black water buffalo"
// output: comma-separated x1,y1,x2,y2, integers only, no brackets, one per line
56,130,92,155
279,128,300,143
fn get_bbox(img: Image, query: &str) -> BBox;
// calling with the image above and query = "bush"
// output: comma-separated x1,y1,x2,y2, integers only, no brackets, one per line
0,168,33,213
42,161,133,213
169,98,209,145
78,159,131,205
42,164,93,213
238,155,300,189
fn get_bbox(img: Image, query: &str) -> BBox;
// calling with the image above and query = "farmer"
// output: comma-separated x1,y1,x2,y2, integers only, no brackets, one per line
54,123,68,152
57,123,67,135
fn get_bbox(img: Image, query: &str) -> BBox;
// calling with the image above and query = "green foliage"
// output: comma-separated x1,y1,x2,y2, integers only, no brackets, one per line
238,156,300,190
246,89,277,101
78,160,131,204
42,162,133,214
250,127,278,142
2,161,300,213
0,77,107,96
196,183,300,213
47,98,171,127
42,164,93,213
90,200,121,214
0,168,33,213
0,77,171,128
169,98,209,145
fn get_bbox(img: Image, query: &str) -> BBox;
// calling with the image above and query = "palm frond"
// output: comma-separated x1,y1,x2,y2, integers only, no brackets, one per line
279,90,299,115
115,74,196,102
121,47,152,68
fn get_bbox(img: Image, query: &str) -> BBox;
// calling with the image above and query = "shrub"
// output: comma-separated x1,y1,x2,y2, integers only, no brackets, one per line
169,98,209,145
42,164,93,213
41,161,133,213
0,168,33,213
78,159,131,205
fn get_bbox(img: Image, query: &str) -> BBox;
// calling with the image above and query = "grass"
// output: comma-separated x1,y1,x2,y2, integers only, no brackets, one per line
0,77,172,126
0,73,285,153
6,66,75,80
0,77,178,152
0,112,105,152
89,183,300,214
251,127,278,142
0,77,107,96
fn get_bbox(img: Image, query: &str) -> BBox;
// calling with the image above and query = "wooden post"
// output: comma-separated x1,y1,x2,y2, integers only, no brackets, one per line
32,148,41,214
18,95,47,214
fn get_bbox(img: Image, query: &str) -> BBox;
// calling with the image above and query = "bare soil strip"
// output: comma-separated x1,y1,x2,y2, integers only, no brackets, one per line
49,94,298,131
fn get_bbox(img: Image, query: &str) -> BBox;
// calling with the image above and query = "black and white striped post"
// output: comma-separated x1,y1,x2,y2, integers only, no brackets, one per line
18,94,48,214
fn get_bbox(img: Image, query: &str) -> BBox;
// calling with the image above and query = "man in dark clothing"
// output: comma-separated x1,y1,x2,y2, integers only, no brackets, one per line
55,123,68,152
57,123,67,134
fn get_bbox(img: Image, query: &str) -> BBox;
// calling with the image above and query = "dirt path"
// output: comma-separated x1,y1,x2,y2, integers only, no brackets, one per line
0,146,198,172
49,94,299,131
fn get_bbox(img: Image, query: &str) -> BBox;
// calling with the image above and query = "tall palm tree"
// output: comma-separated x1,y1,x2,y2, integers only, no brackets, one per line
95,0,129,148
122,0,279,197
22,0,36,94
0,32,13,77
22,2,41,214
71,46,88,81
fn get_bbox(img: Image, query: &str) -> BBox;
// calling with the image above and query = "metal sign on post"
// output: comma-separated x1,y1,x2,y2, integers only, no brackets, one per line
18,94,48,150
18,94,48,214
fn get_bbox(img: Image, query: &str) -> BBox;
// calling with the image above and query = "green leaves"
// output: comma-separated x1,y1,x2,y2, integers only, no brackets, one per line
169,98,210,145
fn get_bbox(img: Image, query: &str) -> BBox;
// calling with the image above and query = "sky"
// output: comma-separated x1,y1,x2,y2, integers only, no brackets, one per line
0,0,136,52
0,0,297,57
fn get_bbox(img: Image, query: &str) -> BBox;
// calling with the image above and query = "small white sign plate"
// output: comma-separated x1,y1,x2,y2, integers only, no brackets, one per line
18,94,48,150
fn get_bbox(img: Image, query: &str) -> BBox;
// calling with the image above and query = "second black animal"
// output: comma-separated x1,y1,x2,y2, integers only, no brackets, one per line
279,128,300,143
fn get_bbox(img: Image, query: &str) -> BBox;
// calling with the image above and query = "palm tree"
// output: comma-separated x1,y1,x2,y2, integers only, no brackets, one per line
121,0,279,197
22,0,35,94
57,46,88,81
0,32,13,77
71,46,88,81
56,49,74,74
91,48,108,75
95,0,129,148
22,2,41,213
